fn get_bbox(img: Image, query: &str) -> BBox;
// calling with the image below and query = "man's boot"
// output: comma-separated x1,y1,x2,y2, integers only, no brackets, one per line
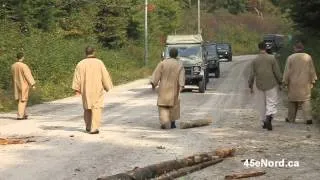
265,115,273,131
262,122,266,129
171,121,176,129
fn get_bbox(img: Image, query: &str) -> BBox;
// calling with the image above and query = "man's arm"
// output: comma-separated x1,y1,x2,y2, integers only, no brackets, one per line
282,57,290,85
248,61,255,90
23,65,36,88
309,57,317,85
72,65,81,95
272,58,283,85
101,64,114,92
150,62,162,89
179,66,185,92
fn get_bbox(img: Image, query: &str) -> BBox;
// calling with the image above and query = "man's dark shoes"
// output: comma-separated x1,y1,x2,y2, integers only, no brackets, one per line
89,130,99,134
306,120,313,125
285,118,289,122
160,124,166,129
262,122,267,129
265,115,273,131
17,115,28,120
85,128,90,132
171,121,176,129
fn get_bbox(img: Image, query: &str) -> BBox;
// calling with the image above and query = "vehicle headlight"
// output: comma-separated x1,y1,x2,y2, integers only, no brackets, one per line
193,66,201,72
225,52,228,55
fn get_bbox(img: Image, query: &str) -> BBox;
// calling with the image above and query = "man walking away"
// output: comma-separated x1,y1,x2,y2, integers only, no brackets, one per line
151,48,185,129
248,42,282,130
11,52,36,120
72,47,113,134
283,42,317,125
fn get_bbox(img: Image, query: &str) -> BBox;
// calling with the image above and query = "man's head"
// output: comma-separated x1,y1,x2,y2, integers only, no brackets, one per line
169,48,178,59
85,46,95,56
258,42,266,52
16,52,24,61
294,41,304,53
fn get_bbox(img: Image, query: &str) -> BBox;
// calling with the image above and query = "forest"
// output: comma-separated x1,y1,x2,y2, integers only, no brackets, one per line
0,0,319,115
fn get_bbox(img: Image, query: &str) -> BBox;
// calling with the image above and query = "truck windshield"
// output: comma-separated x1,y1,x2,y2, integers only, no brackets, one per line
217,44,229,51
205,44,217,56
166,45,201,59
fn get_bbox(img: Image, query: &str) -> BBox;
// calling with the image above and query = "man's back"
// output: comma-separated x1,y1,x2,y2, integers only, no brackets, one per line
286,53,314,85
11,62,35,100
152,58,184,106
250,53,282,91
284,53,317,101
72,57,113,109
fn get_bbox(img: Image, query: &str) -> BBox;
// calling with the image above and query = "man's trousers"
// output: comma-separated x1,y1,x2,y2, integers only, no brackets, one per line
84,108,102,132
17,100,28,118
255,86,278,124
287,100,312,123
158,101,180,129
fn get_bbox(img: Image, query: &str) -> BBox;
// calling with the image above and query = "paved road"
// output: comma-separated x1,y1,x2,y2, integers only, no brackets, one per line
1,55,319,180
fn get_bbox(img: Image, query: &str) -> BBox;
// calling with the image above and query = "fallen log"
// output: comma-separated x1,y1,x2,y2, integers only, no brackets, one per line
180,118,212,129
155,158,223,180
0,136,35,145
98,152,220,180
215,147,236,158
225,170,266,179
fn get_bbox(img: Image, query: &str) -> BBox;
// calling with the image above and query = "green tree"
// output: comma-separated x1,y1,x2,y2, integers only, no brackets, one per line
289,0,320,34
95,0,133,48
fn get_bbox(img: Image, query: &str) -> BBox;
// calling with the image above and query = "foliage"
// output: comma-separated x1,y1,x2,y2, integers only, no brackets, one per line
288,0,320,35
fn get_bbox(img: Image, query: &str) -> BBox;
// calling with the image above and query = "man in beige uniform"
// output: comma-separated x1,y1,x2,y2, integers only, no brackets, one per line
72,47,113,134
283,42,317,124
11,52,36,120
151,48,185,129
248,42,282,130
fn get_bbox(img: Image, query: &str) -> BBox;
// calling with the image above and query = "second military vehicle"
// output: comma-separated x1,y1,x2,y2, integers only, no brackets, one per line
204,42,220,78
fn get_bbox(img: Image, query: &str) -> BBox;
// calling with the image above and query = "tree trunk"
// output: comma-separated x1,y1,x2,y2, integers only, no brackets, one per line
97,152,222,180
180,119,212,129
155,159,223,180
225,170,266,179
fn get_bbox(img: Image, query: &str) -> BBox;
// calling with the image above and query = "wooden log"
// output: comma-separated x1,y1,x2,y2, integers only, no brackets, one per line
225,170,266,179
155,158,224,180
180,119,212,129
0,137,35,145
97,152,220,180
215,147,236,158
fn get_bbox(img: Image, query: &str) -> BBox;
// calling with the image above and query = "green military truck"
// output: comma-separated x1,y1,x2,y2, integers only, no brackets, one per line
162,34,208,93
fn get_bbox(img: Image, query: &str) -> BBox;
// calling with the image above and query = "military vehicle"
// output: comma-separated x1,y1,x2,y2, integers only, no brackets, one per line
162,34,208,93
216,43,232,62
204,42,220,78
263,34,284,54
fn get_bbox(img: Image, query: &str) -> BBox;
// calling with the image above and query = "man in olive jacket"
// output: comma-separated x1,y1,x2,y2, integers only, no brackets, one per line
151,48,185,129
283,42,317,124
248,42,282,130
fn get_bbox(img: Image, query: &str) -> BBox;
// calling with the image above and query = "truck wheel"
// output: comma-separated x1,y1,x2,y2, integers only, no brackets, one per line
198,78,206,93
215,68,220,78
229,57,232,61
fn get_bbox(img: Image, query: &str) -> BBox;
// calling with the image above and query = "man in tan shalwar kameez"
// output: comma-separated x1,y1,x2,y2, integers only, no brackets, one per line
72,47,113,134
151,48,185,129
11,52,36,120
283,42,317,124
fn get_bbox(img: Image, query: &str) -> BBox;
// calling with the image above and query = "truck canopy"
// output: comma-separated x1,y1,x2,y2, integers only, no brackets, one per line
166,34,203,44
